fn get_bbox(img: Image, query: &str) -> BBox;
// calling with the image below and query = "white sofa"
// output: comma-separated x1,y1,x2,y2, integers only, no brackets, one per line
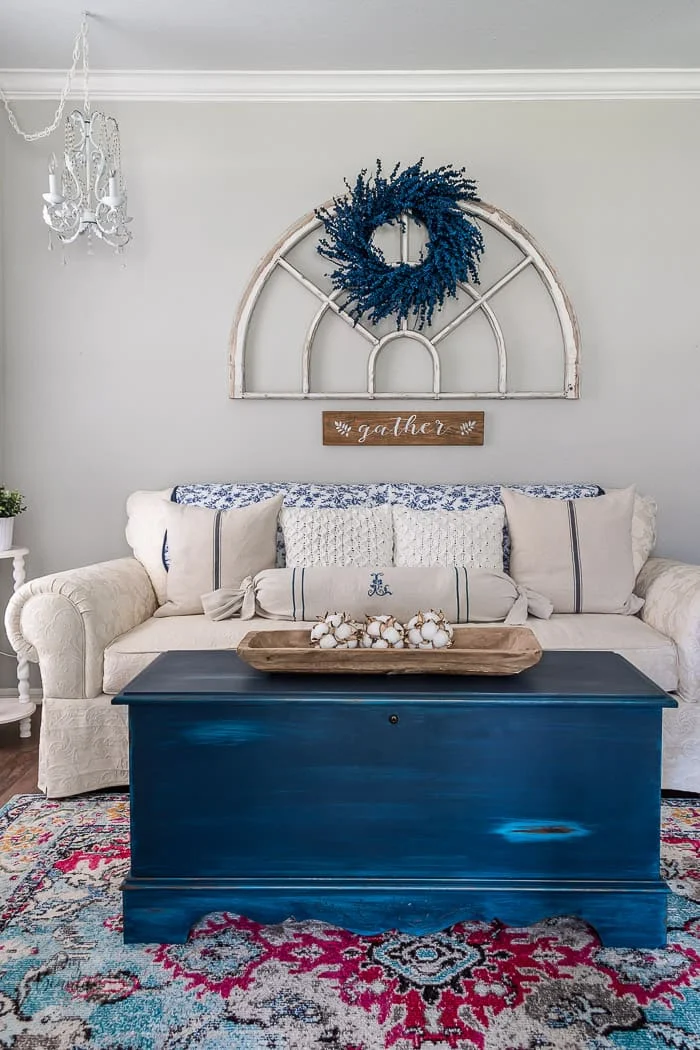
5,482,700,797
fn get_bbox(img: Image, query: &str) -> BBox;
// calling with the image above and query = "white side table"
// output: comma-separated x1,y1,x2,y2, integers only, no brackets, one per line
0,547,35,739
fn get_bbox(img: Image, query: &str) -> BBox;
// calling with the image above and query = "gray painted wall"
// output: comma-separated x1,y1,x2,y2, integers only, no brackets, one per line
1,99,699,682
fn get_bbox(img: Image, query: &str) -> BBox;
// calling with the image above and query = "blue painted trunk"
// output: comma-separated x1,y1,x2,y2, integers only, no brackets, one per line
114,649,675,947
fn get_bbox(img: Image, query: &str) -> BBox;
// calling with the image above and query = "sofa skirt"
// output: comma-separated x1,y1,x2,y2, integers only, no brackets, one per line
39,695,129,798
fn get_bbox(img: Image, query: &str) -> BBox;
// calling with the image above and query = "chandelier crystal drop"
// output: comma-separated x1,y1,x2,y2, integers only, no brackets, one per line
41,16,132,252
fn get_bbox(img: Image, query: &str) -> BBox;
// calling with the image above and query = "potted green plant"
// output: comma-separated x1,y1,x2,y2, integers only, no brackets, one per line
0,486,26,551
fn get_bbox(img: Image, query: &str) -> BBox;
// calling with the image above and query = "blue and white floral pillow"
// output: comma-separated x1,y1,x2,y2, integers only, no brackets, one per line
387,483,602,510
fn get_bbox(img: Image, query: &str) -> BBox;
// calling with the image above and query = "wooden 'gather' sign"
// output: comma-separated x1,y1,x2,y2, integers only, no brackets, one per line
322,411,484,447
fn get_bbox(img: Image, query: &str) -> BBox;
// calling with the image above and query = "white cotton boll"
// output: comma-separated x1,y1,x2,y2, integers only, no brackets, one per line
372,639,389,649
346,638,358,649
382,626,401,645
393,639,405,649
319,634,338,649
420,620,438,641
366,620,382,638
406,615,420,630
327,613,344,628
310,622,329,641
361,633,374,648
335,621,355,642
432,629,451,648
407,628,423,647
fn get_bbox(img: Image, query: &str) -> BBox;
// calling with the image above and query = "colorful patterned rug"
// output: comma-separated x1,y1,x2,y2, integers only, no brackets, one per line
1,794,700,1049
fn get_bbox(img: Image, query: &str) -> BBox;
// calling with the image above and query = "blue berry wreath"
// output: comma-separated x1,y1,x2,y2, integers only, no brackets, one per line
316,159,485,329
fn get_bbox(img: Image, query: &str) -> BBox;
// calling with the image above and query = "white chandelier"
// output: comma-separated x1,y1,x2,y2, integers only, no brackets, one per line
0,14,132,255
42,18,132,252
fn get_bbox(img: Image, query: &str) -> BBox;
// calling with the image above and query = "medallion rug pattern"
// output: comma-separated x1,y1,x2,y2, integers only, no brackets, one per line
1,794,700,1049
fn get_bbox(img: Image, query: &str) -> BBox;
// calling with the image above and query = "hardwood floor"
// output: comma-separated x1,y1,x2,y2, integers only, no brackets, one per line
0,708,41,806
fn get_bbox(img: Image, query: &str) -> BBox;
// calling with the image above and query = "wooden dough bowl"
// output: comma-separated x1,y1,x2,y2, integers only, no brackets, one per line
237,625,543,675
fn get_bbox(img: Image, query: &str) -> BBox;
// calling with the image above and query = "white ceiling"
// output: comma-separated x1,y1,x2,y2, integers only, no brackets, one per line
0,0,699,71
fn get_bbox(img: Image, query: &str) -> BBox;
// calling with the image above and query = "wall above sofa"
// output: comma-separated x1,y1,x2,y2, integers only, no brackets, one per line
1,97,699,691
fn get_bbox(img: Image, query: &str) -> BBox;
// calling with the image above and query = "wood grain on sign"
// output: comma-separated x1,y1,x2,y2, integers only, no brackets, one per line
323,411,484,446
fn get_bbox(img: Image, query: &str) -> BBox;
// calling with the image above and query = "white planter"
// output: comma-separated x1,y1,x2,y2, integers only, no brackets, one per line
0,518,15,552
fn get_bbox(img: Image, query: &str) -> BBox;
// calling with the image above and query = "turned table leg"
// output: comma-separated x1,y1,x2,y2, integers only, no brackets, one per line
12,552,32,740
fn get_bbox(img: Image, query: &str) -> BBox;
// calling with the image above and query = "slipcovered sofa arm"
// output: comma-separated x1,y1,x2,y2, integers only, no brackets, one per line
4,557,157,699
636,557,700,701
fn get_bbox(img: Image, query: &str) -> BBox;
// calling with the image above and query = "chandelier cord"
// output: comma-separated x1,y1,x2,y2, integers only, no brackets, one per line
82,13,90,115
0,14,88,142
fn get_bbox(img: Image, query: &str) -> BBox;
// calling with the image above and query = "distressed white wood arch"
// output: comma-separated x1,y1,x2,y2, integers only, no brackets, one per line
229,199,580,399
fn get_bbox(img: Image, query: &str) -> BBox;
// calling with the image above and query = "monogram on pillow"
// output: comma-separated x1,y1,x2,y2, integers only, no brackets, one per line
501,486,642,615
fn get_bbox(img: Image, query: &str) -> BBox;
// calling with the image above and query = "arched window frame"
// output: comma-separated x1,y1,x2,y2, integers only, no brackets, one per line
229,200,580,400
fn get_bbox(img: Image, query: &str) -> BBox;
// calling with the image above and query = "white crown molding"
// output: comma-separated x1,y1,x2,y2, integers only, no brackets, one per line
1,68,700,102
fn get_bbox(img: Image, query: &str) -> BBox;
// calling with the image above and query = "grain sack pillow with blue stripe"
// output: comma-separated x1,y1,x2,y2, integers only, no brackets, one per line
501,486,643,615
201,565,554,624
154,495,283,616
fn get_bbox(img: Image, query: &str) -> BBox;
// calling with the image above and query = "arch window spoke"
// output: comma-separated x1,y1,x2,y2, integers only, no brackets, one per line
455,282,508,395
277,256,378,345
431,256,533,347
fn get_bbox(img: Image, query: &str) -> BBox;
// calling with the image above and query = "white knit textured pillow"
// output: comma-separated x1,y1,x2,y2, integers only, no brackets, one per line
281,506,394,567
392,504,505,571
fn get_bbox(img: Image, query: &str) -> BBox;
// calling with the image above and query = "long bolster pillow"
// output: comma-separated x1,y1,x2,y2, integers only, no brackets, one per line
201,566,552,624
